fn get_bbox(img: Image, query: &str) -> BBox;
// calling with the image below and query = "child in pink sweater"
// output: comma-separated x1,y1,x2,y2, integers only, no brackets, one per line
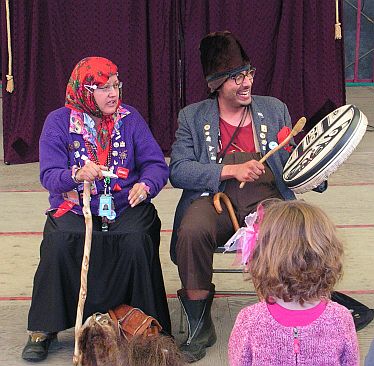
228,200,359,366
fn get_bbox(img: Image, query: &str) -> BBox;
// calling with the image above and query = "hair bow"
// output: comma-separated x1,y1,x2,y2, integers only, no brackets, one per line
224,205,264,270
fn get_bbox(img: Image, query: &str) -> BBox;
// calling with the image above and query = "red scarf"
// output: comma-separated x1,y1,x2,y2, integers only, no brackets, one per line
65,56,119,117
64,56,121,165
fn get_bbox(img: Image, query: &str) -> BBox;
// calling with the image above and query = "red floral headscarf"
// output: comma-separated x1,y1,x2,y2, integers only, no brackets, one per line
65,57,119,118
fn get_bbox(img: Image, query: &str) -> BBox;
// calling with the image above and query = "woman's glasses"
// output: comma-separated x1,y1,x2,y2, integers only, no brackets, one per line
229,69,256,85
84,82,123,93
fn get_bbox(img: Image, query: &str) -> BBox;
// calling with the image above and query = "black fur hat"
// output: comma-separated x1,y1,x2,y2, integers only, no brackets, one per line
199,31,250,80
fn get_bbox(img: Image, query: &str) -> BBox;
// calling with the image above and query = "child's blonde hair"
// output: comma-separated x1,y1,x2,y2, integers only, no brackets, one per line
251,199,343,304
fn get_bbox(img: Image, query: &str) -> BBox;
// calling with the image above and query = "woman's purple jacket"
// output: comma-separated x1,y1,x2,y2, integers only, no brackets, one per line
39,104,168,216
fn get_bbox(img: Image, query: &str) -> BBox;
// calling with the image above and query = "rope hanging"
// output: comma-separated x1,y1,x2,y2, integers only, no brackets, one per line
5,0,14,92
335,0,342,40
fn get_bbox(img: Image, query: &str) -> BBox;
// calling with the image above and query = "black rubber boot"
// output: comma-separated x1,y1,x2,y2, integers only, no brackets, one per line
178,284,217,363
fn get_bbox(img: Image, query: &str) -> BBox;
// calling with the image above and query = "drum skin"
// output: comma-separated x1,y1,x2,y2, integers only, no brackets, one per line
283,104,368,194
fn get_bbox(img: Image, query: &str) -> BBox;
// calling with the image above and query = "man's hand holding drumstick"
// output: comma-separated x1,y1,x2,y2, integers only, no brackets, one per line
221,160,265,183
237,117,306,188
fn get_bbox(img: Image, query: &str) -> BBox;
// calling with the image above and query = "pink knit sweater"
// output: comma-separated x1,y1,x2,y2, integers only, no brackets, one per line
228,300,359,365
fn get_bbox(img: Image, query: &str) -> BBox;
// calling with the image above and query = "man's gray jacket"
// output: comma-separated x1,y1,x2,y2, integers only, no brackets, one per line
169,96,296,262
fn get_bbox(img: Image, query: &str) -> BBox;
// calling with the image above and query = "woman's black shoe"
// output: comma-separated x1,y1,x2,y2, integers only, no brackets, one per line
21,332,57,362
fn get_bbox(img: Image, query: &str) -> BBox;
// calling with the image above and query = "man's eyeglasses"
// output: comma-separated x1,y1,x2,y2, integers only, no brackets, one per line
229,69,256,85
84,81,123,93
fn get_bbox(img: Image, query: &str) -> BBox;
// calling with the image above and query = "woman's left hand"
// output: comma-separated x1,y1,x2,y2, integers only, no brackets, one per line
128,183,148,208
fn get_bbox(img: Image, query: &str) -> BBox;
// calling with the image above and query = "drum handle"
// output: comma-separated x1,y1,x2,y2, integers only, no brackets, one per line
239,117,306,189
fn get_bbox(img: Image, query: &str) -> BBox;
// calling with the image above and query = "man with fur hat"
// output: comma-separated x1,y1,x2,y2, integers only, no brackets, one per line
169,31,296,362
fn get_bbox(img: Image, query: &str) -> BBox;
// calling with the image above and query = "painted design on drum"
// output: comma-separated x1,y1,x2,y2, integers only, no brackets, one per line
282,104,368,193
284,119,350,180
286,107,346,167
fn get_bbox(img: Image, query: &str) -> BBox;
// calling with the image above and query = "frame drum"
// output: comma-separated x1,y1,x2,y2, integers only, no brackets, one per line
283,104,368,193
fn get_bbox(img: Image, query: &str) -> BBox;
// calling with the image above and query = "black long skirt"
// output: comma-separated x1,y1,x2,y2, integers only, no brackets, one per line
27,202,171,334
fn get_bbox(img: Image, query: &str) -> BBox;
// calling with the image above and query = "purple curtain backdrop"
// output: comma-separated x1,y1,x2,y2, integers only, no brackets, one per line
0,1,179,163
180,0,346,136
1,1,345,164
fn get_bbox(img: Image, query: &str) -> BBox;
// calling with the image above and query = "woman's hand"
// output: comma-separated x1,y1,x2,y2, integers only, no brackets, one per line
75,161,108,183
128,182,148,208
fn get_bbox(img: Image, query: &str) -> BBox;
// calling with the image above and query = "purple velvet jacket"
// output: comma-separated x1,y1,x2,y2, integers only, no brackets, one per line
39,104,168,216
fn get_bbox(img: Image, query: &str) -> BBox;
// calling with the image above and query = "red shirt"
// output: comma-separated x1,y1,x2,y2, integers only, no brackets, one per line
219,117,255,154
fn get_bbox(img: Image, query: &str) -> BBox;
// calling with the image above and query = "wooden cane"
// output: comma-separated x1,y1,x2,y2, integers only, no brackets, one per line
213,192,240,231
239,117,306,189
73,181,92,366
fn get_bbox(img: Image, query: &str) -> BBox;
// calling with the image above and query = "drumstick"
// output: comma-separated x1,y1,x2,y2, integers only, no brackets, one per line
239,117,306,189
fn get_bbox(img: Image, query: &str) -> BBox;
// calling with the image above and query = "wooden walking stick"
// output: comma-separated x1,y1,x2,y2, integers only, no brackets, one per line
239,117,306,189
73,181,92,366
213,192,240,231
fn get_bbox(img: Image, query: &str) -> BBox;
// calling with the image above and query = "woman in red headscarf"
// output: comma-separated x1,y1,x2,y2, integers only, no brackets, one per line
21,57,171,362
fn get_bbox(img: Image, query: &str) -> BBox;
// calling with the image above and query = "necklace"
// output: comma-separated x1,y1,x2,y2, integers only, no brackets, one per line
218,106,248,162
85,140,113,167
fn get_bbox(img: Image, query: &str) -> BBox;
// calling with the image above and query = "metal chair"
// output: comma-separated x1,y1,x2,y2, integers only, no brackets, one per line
212,246,257,296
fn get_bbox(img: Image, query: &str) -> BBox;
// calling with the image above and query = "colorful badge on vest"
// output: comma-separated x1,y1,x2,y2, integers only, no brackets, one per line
116,167,129,179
